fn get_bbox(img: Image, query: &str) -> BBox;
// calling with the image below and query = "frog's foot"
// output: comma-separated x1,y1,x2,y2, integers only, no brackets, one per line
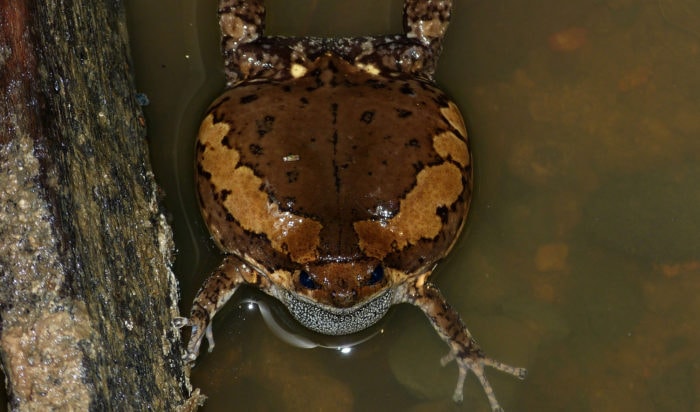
177,304,215,364
441,351,527,411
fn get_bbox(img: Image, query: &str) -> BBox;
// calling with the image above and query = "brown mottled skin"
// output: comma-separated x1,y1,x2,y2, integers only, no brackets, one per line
198,57,467,276
181,1,526,411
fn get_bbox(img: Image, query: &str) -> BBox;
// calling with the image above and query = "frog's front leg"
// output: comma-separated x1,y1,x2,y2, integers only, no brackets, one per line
396,273,527,411
219,0,265,85
183,254,270,362
404,0,452,56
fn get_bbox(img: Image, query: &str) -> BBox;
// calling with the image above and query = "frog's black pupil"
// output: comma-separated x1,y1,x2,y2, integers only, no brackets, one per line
369,264,384,285
299,270,316,289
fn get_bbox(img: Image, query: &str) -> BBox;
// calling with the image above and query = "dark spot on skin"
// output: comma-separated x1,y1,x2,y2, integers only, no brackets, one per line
300,96,309,105
330,103,338,124
400,83,415,95
220,189,232,201
246,230,273,248
256,115,275,137
306,70,324,91
361,110,374,124
282,85,292,92
211,111,226,124
220,135,234,149
332,130,340,193
327,60,339,73
286,170,299,183
396,108,412,118
436,205,450,224
366,79,386,89
249,143,263,155
406,139,420,148
433,93,450,107
196,164,211,179
381,159,388,166
240,94,258,104
367,171,373,176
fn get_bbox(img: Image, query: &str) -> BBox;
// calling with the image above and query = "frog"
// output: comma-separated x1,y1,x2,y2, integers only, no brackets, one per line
180,0,526,410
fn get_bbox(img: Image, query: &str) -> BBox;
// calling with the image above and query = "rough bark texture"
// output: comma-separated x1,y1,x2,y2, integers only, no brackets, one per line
0,1,203,410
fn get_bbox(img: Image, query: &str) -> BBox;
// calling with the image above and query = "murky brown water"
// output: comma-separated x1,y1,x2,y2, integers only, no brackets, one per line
125,0,700,410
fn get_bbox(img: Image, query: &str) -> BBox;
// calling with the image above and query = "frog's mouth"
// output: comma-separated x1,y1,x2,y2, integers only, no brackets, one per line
281,288,393,336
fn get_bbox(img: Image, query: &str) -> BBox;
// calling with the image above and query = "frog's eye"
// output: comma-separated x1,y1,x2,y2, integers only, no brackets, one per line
299,270,318,289
368,264,384,285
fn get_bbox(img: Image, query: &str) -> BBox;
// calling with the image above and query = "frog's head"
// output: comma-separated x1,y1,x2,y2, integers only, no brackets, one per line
295,259,389,307
281,259,394,335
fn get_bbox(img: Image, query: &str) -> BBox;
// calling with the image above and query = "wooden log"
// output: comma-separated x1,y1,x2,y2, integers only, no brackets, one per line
0,1,203,410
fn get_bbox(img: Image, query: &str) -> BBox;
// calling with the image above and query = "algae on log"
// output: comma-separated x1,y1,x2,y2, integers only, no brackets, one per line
0,1,202,410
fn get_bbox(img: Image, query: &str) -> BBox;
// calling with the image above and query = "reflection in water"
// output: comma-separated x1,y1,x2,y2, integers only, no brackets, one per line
127,0,700,410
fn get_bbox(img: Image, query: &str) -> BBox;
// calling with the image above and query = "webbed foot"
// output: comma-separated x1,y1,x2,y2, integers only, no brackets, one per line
442,350,526,410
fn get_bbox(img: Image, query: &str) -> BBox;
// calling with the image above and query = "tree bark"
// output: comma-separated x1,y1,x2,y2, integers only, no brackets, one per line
0,1,202,410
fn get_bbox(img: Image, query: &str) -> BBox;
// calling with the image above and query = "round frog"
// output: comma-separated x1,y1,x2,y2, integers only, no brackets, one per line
182,0,526,410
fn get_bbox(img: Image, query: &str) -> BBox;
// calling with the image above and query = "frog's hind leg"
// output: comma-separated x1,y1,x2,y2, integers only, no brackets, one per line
403,0,453,58
396,274,526,410
219,0,266,84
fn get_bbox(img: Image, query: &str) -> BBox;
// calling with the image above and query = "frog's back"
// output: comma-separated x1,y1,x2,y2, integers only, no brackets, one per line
196,54,471,275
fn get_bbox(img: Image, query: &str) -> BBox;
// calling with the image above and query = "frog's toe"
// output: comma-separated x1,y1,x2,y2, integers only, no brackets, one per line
172,317,190,329
450,354,526,411
182,350,197,363
204,322,215,352
482,357,528,380
183,326,203,362
440,350,455,366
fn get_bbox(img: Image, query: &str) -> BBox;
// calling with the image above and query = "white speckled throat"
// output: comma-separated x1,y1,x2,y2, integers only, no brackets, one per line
281,288,393,335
